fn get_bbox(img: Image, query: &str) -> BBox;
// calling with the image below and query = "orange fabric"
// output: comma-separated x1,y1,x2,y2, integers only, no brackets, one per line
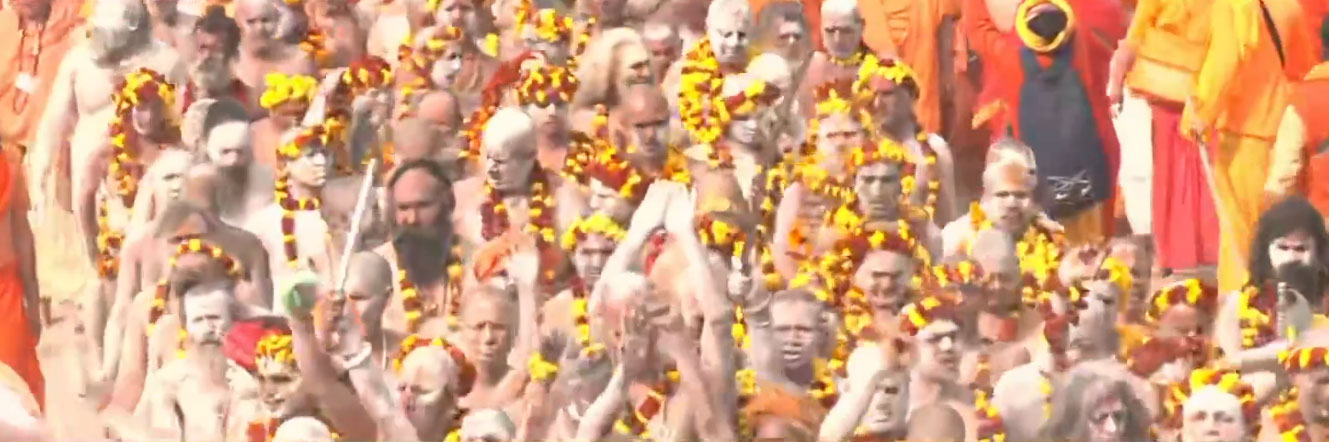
1122,0,1213,103
1181,0,1316,141
471,232,520,283
0,0,85,150
0,264,41,411
1300,0,1328,57
1295,64,1329,217
858,0,960,133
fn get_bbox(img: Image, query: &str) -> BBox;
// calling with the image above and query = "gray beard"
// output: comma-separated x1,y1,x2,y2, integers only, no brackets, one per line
191,59,233,94
91,29,140,63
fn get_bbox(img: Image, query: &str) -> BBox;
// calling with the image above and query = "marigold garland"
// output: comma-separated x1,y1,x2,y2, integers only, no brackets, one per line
560,212,627,251
480,172,557,252
527,352,559,382
255,331,296,366
260,73,319,110
95,199,125,279
1162,367,1259,435
274,126,327,268
678,37,724,145
567,277,603,357
614,367,679,439
398,26,467,117
898,294,962,337
147,238,244,334
397,243,465,333
828,46,873,68
1147,278,1218,323
515,61,578,108
1270,387,1311,442
1236,281,1280,348
108,68,177,205
300,26,334,69
390,334,475,390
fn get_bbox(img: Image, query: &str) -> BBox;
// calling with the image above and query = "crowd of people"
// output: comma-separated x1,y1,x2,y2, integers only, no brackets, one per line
0,0,1327,440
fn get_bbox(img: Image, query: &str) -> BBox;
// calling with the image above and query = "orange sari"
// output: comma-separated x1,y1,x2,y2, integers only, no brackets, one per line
0,154,42,411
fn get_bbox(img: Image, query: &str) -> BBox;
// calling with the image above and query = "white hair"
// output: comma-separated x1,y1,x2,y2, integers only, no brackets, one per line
820,0,861,20
272,417,334,442
705,0,753,31
460,409,516,440
572,28,648,108
642,21,677,43
720,72,759,98
746,53,792,92
481,107,537,155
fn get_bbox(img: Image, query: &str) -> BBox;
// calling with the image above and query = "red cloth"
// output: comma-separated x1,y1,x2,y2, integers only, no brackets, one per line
964,0,1123,234
1150,103,1219,269
0,264,41,411
1294,65,1329,218
223,318,289,373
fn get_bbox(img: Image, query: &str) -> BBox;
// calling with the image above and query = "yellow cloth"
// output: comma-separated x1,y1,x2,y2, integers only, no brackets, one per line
1059,203,1106,245
1212,133,1272,293
1121,0,1212,103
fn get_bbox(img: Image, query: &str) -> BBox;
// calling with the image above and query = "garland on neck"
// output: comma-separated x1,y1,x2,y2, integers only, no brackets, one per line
828,46,875,68
1270,387,1311,442
95,199,125,279
481,170,557,250
147,238,244,335
398,26,466,118
1236,281,1280,348
274,126,327,269
397,243,465,333
614,367,680,439
109,68,177,206
678,37,724,146
300,26,333,69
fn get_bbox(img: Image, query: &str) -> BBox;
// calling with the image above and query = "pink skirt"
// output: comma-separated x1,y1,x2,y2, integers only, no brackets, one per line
1151,103,1219,269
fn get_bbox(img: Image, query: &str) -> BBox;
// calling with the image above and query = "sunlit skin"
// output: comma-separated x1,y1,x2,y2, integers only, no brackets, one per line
771,296,823,387
241,135,333,295
854,162,904,227
814,113,864,175
375,166,455,335
853,250,915,318
233,0,316,89
459,295,515,380
609,85,671,175
572,234,616,288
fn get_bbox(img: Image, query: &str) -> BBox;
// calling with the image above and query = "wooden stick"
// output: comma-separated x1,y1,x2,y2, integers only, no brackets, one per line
1196,139,1246,269
335,159,378,295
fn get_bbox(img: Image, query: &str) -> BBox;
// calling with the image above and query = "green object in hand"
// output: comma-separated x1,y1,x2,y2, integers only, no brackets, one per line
279,270,323,316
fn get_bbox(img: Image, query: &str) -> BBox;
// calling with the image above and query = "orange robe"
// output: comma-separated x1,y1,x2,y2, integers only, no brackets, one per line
1180,0,1318,292
0,152,43,411
964,0,1122,240
858,0,961,134
1294,63,1329,218
0,0,85,152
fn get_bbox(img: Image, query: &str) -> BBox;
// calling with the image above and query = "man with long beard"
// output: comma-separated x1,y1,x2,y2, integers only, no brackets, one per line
373,159,461,336
180,6,255,116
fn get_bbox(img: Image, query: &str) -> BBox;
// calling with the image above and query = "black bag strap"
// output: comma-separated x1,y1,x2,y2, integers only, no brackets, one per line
1258,0,1286,67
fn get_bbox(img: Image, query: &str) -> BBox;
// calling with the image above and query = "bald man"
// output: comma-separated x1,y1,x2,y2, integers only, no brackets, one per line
906,403,966,441
608,85,673,177
233,0,316,89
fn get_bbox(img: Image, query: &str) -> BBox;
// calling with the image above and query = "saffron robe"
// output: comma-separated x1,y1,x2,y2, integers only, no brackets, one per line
858,0,960,134
0,0,84,150
1293,63,1329,218
963,0,1122,234
0,152,42,411
1180,0,1318,292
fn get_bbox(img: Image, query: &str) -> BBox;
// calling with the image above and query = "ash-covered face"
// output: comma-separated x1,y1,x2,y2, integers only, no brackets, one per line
613,44,654,95
286,139,330,188
820,9,863,59
1065,297,1114,364
816,113,864,168
588,178,635,224
90,0,141,62
239,0,282,47
1084,385,1129,442
859,371,909,434
618,106,669,169
461,298,515,370
867,80,914,130
706,11,752,67
1110,243,1151,321
644,36,680,82
523,32,570,65
205,121,254,170
853,250,914,316
980,174,1037,235
1293,367,1329,424
854,162,903,222
274,1,308,41
183,287,233,348
152,152,191,204
1269,229,1318,271
256,357,308,419
915,320,961,382
771,299,821,370
190,40,235,94
436,0,479,33
573,233,616,287
1181,387,1245,442
430,45,467,89
773,19,808,61
398,349,457,431
481,135,537,194
726,115,760,146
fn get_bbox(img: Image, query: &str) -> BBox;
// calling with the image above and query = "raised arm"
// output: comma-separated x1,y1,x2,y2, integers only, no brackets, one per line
284,281,379,441
573,366,627,441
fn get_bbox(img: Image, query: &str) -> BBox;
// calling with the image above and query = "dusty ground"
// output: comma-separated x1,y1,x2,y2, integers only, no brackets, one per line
36,301,110,441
